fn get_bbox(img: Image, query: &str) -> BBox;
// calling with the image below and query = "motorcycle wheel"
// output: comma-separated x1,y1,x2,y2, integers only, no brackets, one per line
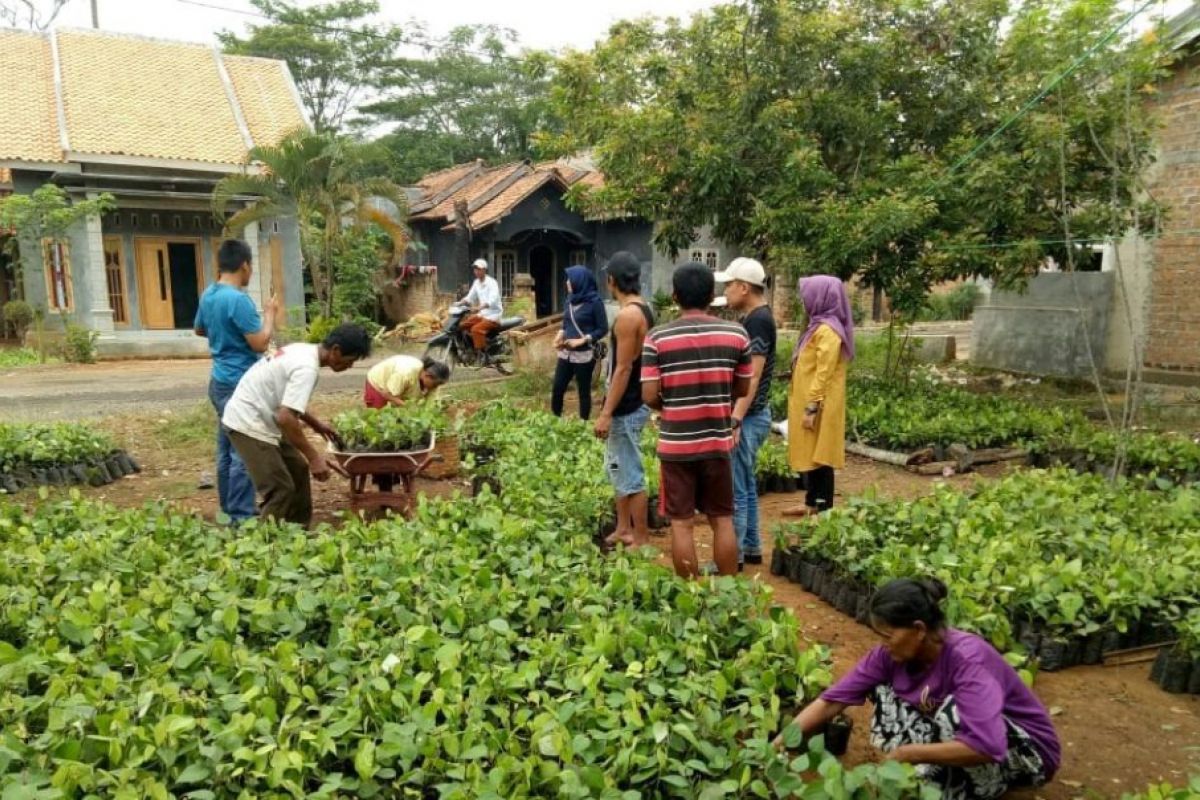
490,340,515,376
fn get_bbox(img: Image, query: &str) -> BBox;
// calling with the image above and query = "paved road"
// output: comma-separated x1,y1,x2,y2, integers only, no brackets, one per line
0,354,502,421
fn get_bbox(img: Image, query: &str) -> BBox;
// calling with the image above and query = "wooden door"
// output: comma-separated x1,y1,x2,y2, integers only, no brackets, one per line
136,238,174,329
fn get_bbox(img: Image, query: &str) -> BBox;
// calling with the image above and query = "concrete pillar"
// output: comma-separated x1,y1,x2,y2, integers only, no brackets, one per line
81,197,114,333
510,272,536,320
243,220,264,308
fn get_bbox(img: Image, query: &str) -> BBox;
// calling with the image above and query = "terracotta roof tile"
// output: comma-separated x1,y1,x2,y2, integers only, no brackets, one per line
413,164,526,222
466,171,558,229
411,160,587,229
224,55,309,149
0,30,62,162
418,161,481,194
0,28,306,167
577,171,604,188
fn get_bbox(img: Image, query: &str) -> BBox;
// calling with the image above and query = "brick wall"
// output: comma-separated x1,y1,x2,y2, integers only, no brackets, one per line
1145,52,1200,372
381,271,438,324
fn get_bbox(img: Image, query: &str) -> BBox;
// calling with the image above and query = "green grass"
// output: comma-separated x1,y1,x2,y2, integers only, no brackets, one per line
0,347,59,368
152,400,217,451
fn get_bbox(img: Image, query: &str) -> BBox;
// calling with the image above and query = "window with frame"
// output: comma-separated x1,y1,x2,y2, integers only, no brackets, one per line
496,250,517,297
42,239,74,312
568,250,588,267
690,249,720,270
103,236,129,324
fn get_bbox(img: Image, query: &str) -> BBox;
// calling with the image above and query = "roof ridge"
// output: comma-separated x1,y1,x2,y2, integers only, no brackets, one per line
0,27,47,39
53,26,213,49
420,160,484,181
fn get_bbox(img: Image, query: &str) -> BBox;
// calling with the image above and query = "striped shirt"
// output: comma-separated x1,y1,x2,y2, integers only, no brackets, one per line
642,312,753,461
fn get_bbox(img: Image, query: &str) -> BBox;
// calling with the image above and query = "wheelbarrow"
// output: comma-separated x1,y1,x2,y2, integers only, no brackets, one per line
323,432,440,519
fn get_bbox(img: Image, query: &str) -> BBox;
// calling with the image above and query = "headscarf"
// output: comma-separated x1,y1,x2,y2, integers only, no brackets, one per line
565,266,600,306
562,266,607,342
797,275,855,361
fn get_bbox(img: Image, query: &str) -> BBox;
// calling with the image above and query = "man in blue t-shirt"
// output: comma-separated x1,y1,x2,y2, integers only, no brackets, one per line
194,239,277,523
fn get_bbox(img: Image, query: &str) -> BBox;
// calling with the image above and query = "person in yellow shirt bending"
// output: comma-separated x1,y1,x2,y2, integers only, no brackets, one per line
363,355,450,409
785,275,854,516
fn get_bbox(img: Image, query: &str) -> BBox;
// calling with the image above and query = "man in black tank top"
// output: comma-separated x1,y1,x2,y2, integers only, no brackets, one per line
594,252,655,547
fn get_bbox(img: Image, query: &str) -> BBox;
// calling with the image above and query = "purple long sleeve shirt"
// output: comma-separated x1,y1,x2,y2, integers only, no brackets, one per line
822,628,1061,776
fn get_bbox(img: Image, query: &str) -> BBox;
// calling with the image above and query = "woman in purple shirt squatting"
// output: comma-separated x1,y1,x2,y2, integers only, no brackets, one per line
779,578,1061,799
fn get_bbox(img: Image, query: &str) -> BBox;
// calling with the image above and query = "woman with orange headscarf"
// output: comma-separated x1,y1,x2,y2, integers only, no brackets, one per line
785,275,854,516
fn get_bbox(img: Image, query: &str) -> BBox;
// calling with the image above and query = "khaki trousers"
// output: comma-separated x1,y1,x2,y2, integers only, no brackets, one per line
226,428,313,527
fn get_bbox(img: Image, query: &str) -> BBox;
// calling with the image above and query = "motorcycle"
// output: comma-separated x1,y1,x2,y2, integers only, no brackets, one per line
423,303,525,375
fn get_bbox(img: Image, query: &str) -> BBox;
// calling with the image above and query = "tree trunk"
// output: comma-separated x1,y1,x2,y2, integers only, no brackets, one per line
453,200,471,282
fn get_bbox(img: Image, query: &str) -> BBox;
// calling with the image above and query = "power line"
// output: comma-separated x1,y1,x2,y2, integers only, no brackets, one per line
931,0,1158,190
931,227,1200,253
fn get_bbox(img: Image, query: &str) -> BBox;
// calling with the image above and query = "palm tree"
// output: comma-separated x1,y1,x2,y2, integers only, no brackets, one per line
212,128,409,317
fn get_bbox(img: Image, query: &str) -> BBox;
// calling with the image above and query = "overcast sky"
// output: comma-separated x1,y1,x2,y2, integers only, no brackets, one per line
49,0,725,51
43,0,1198,53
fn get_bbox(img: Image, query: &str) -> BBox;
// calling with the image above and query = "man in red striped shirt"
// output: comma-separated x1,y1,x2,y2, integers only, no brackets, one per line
642,262,753,577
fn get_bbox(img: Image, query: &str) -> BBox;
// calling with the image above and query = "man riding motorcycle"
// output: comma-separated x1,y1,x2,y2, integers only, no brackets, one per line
458,259,503,352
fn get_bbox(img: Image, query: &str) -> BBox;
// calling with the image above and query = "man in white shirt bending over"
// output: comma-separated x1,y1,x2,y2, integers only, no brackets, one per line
222,323,372,527
459,258,503,352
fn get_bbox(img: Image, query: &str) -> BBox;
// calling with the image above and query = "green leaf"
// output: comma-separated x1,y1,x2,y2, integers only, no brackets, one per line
175,762,211,785
354,738,377,780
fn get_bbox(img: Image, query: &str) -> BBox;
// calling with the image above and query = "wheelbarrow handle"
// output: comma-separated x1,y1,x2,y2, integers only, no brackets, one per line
327,460,350,478
321,429,347,450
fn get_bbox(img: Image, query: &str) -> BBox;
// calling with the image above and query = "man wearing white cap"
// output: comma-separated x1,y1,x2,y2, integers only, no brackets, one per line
714,257,776,571
458,258,503,352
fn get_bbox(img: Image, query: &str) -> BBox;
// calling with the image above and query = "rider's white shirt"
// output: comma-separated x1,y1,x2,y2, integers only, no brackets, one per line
462,276,503,322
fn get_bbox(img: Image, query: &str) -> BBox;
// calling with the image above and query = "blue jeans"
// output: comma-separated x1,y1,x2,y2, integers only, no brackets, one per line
732,408,772,561
605,405,651,496
208,379,257,523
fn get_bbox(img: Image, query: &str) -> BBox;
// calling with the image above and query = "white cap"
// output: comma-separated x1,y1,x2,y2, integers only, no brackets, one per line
714,257,766,287
472,258,488,270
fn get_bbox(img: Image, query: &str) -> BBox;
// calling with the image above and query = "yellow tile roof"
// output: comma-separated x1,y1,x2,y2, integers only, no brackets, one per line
0,30,61,163
56,29,247,165
0,27,308,167
224,55,309,151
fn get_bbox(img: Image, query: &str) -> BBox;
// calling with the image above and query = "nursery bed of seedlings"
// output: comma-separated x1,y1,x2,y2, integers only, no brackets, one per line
1150,608,1200,695
0,403,945,798
774,469,1199,673
0,422,139,493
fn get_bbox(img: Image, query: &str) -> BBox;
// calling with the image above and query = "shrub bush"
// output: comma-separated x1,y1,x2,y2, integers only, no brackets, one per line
1,299,33,340
60,322,99,363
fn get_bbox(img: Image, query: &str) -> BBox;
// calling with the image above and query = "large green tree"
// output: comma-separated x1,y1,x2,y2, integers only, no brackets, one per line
217,0,401,133
546,0,1166,312
361,24,559,182
212,130,408,318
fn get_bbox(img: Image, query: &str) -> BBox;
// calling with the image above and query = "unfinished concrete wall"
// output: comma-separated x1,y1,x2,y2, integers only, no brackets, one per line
1102,235,1153,376
971,273,1114,378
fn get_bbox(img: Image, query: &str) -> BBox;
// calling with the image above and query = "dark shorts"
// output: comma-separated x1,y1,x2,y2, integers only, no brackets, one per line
660,457,734,519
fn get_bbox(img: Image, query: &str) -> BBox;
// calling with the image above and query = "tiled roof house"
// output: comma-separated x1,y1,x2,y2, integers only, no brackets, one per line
0,27,309,354
406,159,738,316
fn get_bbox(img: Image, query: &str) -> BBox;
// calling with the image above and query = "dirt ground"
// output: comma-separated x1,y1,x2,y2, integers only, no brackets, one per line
659,471,1200,800
16,395,1200,798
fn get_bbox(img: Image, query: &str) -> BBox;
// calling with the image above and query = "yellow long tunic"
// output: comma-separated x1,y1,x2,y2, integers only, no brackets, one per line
788,324,848,472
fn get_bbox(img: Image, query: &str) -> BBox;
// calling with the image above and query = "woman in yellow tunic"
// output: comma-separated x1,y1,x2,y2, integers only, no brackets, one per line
786,275,854,516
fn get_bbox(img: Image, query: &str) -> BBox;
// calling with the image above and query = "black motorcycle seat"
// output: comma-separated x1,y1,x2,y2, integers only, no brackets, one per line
496,316,525,333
